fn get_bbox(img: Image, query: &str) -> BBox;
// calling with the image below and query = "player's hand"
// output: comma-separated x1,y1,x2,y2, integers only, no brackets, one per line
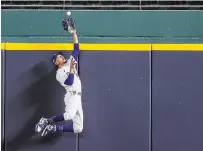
70,58,77,72
62,18,76,34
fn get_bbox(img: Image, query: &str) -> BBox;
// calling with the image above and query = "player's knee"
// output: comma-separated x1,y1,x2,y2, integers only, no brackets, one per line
74,126,83,133
63,112,75,121
73,122,83,133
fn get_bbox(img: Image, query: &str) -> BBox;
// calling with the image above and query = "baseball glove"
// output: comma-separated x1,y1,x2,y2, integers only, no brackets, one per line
62,18,76,33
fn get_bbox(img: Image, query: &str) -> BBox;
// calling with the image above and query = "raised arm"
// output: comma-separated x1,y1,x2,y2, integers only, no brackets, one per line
71,33,79,61
73,32,78,44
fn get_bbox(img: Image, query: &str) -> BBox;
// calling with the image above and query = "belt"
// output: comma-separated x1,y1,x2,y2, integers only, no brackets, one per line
68,91,82,96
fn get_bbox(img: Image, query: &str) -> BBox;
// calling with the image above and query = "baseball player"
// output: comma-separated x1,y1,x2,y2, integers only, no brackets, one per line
35,18,83,136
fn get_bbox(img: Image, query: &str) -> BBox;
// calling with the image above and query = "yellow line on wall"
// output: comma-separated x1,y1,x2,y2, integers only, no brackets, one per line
80,44,151,51
1,43,151,51
153,44,203,51
1,43,203,51
1,43,74,51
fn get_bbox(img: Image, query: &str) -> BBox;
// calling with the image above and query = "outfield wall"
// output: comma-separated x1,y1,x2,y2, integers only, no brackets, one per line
2,10,203,151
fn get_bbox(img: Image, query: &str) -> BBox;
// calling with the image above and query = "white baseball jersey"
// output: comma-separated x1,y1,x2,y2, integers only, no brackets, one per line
56,55,82,93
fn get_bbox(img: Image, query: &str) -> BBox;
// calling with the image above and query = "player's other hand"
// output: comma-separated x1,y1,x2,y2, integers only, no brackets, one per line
70,58,77,72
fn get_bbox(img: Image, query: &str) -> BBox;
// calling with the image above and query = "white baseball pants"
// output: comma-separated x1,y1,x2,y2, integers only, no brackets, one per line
63,92,84,133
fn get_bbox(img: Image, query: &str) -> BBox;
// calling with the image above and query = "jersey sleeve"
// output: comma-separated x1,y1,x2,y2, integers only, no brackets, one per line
70,43,80,62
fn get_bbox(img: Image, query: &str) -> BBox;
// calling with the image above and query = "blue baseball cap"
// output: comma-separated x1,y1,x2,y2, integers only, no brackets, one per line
52,52,63,64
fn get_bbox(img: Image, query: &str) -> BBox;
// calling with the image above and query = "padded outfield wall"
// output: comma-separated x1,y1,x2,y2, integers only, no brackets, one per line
1,10,203,151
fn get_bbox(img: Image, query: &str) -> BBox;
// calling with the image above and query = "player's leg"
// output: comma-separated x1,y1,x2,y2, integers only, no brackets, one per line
41,96,79,136
35,93,77,131
35,99,70,133
53,98,83,134
37,97,76,125
35,114,67,133
71,94,84,133
35,113,66,133
41,112,77,136
72,103,84,133
55,95,83,133
42,104,83,136
41,122,74,137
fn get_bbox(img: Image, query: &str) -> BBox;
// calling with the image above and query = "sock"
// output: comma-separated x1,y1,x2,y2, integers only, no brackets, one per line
51,114,64,122
56,124,74,132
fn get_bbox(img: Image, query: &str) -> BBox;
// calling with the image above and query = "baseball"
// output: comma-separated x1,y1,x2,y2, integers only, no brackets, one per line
66,11,71,16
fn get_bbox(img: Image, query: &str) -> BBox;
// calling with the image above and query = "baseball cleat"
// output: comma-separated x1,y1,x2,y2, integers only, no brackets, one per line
35,117,49,133
41,124,56,137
